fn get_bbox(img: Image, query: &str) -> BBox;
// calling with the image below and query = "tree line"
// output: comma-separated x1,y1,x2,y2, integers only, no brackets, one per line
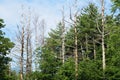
0,0,120,80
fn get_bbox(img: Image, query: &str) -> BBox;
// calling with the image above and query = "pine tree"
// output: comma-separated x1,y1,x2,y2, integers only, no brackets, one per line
0,19,14,80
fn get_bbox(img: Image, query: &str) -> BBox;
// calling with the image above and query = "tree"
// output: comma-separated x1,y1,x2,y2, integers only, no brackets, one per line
15,6,33,80
101,0,106,78
0,19,14,80
111,0,120,13
33,15,46,71
16,23,25,80
39,47,61,80
61,6,65,64
111,0,120,26
46,23,63,59
69,0,79,79
25,8,33,77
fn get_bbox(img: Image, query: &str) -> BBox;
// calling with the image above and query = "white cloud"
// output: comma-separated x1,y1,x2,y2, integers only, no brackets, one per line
0,0,111,39
0,0,65,38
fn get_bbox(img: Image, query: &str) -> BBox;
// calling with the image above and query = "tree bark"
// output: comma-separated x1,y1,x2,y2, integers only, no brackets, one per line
85,33,89,59
93,38,96,60
61,7,65,64
74,22,78,80
20,27,24,80
101,0,106,71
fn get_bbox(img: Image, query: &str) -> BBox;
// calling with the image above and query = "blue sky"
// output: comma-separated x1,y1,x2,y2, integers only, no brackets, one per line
0,0,112,41
0,0,66,39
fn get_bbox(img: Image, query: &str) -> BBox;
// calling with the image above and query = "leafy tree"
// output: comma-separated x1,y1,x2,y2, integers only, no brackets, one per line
0,19,14,80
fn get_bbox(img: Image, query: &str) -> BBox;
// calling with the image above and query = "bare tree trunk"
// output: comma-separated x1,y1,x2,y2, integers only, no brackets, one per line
74,21,78,80
26,34,32,74
33,15,39,71
61,6,65,64
101,0,105,71
93,38,96,60
20,27,24,80
40,20,45,46
85,33,89,59
80,44,84,60
26,9,32,77
69,0,79,79
101,0,106,79
29,39,32,73
26,34,30,75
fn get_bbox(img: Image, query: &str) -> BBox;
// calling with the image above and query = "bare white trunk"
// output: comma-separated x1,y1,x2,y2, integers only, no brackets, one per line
61,7,65,64
74,22,78,80
93,38,96,60
26,8,32,76
69,0,79,79
20,27,24,80
101,0,106,71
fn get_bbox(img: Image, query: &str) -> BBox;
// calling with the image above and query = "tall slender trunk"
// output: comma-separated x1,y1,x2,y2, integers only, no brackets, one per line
62,7,65,64
85,33,89,59
74,20,78,80
26,35,29,75
69,0,78,79
20,27,24,80
93,38,96,60
29,39,32,73
101,0,105,71
33,16,39,71
80,44,84,60
101,0,106,79
26,11,32,76
41,20,45,46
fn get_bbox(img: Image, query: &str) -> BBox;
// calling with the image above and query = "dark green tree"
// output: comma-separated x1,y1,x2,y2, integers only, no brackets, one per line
38,47,61,80
0,19,14,80
45,23,63,58
111,0,120,25
111,0,120,13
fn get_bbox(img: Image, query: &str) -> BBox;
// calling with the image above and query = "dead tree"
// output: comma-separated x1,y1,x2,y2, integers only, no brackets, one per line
20,27,24,80
33,15,39,71
25,8,32,75
100,0,106,79
16,8,26,80
69,0,79,79
16,25,25,80
101,0,105,72
93,38,96,60
61,6,65,64
33,15,46,71
40,19,45,46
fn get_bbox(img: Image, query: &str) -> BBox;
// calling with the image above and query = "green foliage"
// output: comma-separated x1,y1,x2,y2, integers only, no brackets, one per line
33,2,120,80
111,0,120,25
24,71,42,80
0,19,14,80
38,47,61,80
46,22,63,57
111,0,120,13
78,60,103,80
56,58,75,80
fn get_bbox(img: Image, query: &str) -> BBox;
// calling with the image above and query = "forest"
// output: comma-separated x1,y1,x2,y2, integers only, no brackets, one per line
0,0,120,80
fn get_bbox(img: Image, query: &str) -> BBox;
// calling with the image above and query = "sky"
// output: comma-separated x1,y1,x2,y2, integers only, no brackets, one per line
0,0,112,40
0,0,112,70
0,0,67,40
